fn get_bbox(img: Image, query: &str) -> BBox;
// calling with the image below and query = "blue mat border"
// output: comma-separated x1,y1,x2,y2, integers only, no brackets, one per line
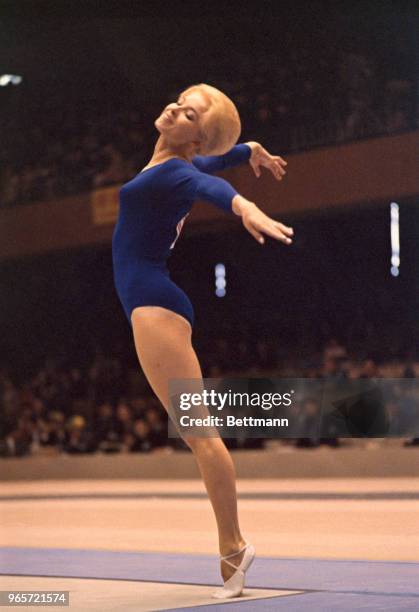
1,547,419,597
2,547,419,611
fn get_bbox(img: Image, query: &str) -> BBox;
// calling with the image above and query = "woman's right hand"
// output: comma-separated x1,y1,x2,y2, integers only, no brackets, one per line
232,195,294,245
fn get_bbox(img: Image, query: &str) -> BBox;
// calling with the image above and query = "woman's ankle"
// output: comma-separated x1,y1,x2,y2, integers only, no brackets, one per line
219,537,247,556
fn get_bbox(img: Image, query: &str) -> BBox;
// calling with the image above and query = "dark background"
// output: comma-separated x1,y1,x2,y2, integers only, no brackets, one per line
2,198,418,382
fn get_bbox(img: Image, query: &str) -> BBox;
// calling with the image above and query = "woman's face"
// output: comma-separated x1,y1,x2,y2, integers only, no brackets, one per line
155,90,210,150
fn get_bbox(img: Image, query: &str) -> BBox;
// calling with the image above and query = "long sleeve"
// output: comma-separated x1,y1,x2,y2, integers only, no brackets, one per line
193,172,239,213
191,143,251,175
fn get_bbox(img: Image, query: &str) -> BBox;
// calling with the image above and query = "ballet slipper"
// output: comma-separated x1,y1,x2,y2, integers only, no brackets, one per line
212,541,255,598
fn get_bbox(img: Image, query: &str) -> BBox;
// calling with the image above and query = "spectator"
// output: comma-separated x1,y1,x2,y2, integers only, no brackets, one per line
63,415,96,454
39,410,66,450
129,419,152,453
144,406,167,448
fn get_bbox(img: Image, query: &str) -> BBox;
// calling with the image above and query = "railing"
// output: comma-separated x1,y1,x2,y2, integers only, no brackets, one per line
287,113,419,154
1,113,418,209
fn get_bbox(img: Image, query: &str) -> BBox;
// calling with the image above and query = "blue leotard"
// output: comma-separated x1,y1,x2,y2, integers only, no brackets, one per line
112,143,251,329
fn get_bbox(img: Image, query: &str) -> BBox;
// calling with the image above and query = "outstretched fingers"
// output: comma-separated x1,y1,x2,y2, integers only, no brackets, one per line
257,220,294,245
273,221,293,237
273,156,287,180
247,223,291,245
246,223,266,244
242,205,294,246
265,223,293,244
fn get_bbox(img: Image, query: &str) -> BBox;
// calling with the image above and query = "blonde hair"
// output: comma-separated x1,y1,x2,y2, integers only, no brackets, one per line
181,83,241,156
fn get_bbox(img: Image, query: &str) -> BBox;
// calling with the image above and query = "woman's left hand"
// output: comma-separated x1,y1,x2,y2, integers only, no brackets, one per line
245,141,287,180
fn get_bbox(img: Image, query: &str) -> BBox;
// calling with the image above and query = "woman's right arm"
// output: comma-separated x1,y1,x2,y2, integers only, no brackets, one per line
232,194,294,246
184,168,294,246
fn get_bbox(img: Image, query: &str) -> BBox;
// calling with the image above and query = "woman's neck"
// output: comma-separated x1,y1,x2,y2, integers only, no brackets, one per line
150,135,198,164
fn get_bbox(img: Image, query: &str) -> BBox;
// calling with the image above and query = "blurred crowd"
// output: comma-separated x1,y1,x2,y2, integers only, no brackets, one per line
1,338,417,459
0,37,416,208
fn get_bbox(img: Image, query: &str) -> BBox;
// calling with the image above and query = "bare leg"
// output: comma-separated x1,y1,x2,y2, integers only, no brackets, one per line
131,306,247,580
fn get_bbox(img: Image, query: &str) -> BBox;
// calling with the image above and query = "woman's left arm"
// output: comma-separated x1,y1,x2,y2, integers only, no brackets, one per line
245,141,287,181
191,143,253,174
192,142,287,181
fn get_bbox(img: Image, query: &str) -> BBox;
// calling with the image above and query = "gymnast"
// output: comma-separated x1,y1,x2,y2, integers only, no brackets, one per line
112,83,293,598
